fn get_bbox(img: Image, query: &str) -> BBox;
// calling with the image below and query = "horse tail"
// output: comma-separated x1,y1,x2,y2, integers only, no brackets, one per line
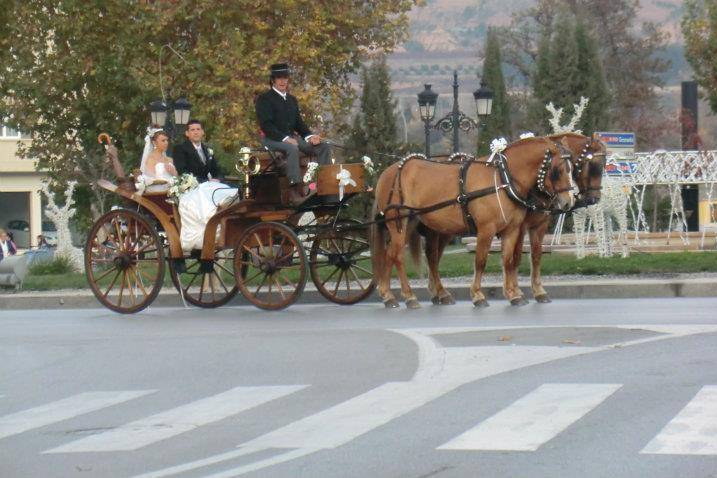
370,197,388,282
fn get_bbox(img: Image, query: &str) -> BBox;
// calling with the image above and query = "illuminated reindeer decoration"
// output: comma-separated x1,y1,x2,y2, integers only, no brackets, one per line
545,97,629,258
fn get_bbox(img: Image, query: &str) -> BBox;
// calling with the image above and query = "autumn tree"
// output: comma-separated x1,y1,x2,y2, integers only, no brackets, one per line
0,0,417,221
477,28,511,155
683,0,717,113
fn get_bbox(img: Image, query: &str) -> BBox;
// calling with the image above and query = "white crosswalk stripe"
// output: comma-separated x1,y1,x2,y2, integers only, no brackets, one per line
438,383,622,451
642,385,717,455
0,390,155,440
45,385,307,453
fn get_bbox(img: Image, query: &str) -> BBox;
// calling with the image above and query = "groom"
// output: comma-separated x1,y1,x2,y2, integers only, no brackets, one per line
172,119,222,182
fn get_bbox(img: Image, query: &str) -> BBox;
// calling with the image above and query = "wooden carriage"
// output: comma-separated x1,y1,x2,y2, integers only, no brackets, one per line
85,142,374,314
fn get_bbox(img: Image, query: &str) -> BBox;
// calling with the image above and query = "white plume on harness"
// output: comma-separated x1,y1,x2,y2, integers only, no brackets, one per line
487,137,507,164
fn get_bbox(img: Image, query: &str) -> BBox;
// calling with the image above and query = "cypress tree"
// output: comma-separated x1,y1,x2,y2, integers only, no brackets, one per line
528,30,552,133
348,55,399,173
477,27,511,155
574,22,609,135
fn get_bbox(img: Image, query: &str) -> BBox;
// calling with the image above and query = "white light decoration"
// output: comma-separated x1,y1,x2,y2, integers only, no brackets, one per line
40,181,84,271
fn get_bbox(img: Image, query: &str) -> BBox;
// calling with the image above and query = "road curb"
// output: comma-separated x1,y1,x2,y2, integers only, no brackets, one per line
1,278,715,310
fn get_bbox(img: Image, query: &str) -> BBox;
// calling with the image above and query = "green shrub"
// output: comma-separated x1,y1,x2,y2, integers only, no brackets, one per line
29,255,74,275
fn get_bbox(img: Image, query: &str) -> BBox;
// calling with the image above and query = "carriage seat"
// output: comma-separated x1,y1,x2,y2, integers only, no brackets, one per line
253,149,312,176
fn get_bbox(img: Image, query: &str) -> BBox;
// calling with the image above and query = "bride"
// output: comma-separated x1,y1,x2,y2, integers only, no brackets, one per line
140,127,239,251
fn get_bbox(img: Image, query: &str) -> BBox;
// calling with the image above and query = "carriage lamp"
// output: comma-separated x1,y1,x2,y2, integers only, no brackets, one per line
148,97,192,141
473,79,494,118
173,97,192,126
149,99,168,129
417,84,439,157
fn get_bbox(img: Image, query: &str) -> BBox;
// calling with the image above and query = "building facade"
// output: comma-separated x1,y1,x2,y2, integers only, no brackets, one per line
0,124,45,249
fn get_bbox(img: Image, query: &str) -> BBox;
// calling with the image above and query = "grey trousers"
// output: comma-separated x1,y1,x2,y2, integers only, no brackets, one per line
262,137,332,184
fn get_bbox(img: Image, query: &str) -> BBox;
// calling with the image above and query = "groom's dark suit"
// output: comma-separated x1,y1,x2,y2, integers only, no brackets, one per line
172,140,222,181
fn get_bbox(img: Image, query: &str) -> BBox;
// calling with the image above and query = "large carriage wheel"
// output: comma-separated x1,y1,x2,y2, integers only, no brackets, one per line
168,248,238,308
84,209,165,314
309,220,375,304
233,222,307,310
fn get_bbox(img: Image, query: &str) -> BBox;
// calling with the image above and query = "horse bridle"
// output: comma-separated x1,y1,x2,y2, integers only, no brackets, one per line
577,139,607,194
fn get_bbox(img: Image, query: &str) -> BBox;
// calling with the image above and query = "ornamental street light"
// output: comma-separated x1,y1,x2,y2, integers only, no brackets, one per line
417,84,439,157
418,71,494,156
149,96,192,141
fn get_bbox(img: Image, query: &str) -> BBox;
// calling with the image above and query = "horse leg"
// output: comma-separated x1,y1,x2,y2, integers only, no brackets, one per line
501,226,527,306
509,223,527,304
374,223,400,309
425,231,455,305
385,223,419,309
529,220,551,303
470,233,493,308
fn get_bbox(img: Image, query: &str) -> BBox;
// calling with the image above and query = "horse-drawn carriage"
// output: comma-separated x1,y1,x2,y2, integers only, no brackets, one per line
86,130,607,314
85,136,375,314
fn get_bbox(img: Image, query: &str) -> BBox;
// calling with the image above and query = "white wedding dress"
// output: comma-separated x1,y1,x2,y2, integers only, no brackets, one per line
139,130,238,251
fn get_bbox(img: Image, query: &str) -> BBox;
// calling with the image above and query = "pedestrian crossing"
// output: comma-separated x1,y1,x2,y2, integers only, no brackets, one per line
0,383,715,462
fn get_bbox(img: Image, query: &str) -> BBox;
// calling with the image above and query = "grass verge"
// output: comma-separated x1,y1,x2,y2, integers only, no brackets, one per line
19,250,717,291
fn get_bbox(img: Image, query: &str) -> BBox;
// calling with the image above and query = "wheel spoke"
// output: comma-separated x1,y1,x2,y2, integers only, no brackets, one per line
273,276,286,300
102,269,122,298
353,264,372,275
332,269,344,296
319,266,341,288
254,273,269,295
117,271,126,307
213,271,230,294
132,266,149,297
348,267,367,291
93,265,118,282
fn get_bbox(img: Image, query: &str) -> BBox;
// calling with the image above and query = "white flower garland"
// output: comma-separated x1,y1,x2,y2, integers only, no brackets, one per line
519,132,535,139
303,161,319,183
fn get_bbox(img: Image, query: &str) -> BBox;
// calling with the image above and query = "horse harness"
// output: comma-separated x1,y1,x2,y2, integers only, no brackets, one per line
381,148,566,235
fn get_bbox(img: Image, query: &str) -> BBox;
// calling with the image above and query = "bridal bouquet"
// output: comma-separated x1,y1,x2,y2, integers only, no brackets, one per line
167,173,199,203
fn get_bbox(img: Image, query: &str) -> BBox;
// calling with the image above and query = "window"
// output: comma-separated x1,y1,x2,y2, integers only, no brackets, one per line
1,123,22,139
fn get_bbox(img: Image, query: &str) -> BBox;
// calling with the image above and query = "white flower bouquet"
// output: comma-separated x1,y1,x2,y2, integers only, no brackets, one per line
362,155,375,176
167,173,199,203
303,161,319,183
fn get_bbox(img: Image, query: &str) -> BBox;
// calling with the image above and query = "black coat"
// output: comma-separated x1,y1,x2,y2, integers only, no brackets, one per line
255,89,312,142
172,141,222,181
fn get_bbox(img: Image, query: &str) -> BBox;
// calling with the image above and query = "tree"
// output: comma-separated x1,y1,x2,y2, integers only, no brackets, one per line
0,0,417,221
348,55,400,173
527,13,609,136
683,0,717,113
502,0,670,148
477,28,511,155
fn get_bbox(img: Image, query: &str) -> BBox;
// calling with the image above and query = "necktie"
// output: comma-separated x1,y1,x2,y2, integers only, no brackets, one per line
196,145,206,164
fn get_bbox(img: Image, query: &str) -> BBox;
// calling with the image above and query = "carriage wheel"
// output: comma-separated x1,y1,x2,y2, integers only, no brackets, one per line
168,248,238,308
84,209,165,314
233,222,307,310
309,220,375,304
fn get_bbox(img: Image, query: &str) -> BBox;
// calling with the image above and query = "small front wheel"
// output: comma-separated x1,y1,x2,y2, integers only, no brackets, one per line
233,222,307,310
84,209,165,314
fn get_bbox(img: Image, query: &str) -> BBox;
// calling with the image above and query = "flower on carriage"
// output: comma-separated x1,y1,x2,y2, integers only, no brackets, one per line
362,155,375,176
519,132,535,139
167,173,199,203
134,174,147,195
303,161,319,183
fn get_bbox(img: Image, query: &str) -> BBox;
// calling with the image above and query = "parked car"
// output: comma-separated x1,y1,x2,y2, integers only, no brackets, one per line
5,220,58,248
41,221,58,246
5,219,30,248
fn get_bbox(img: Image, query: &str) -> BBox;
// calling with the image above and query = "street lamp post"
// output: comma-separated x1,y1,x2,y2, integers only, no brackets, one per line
417,84,438,157
418,71,494,156
149,96,192,141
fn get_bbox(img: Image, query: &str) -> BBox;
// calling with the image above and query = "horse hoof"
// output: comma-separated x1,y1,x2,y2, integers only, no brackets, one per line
510,297,529,307
535,294,552,304
431,296,440,305
473,299,489,308
384,299,400,309
440,296,456,305
406,299,422,309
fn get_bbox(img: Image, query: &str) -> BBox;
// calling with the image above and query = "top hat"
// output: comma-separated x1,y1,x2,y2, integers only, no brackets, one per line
270,63,291,78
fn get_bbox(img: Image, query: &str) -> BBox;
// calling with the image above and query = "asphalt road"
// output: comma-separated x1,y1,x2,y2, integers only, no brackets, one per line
1,298,717,478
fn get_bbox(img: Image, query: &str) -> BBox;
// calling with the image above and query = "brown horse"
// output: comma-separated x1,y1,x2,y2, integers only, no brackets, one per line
514,133,608,303
370,137,576,308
